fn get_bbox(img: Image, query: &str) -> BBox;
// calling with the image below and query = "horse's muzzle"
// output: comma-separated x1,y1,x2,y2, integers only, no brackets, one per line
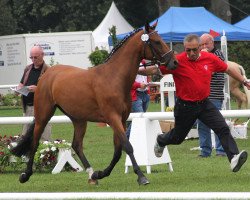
161,51,178,70
167,59,178,70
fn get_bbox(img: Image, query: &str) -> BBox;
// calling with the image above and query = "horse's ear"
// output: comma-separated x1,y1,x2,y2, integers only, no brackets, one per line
151,19,158,30
145,20,158,33
145,22,150,33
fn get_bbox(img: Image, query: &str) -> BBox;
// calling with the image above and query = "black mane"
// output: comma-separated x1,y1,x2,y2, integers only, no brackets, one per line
105,28,143,62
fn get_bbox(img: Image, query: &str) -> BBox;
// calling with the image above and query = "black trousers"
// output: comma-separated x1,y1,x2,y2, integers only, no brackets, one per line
157,98,239,161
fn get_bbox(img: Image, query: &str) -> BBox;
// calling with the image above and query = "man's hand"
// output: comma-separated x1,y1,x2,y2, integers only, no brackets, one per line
243,80,250,90
200,48,208,52
140,83,147,90
28,85,37,92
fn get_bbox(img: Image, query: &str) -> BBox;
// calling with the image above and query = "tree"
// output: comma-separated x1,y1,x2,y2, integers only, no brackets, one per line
228,42,250,78
0,0,17,35
109,25,118,47
115,0,158,28
210,0,232,23
11,0,112,33
229,0,250,23
157,0,180,16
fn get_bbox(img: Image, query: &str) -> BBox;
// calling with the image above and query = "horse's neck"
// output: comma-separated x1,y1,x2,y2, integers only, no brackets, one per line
105,39,143,87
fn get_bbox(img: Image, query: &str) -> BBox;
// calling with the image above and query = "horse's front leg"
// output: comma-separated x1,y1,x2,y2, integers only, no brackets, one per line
123,137,149,185
71,120,97,185
91,122,149,185
91,134,122,180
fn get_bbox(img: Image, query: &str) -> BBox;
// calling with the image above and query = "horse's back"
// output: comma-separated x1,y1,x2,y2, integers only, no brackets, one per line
39,64,89,86
44,64,87,77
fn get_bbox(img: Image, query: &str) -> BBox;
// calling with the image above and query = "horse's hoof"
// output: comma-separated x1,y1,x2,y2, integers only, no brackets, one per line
19,173,30,183
88,179,98,185
137,176,150,185
91,170,101,180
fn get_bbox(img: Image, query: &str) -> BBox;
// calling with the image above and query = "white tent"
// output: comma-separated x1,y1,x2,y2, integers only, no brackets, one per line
92,2,133,51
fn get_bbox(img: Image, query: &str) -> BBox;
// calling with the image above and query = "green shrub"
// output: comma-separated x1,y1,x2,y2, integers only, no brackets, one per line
1,93,21,107
88,48,109,66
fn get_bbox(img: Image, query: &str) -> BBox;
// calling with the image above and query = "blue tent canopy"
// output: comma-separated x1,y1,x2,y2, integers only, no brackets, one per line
234,16,250,30
113,7,250,44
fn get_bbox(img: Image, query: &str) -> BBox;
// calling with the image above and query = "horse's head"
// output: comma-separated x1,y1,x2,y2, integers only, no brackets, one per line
142,21,178,70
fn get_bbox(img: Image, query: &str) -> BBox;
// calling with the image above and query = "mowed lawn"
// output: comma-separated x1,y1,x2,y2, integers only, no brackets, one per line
0,103,249,192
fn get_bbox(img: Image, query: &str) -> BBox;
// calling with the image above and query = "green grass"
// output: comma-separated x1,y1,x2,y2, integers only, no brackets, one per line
0,102,249,192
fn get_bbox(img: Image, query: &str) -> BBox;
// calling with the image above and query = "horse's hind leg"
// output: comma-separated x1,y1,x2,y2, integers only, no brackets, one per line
71,120,97,185
19,104,56,183
19,122,45,183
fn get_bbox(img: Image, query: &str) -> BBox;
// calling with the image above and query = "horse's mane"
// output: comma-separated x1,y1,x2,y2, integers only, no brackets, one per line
104,28,143,62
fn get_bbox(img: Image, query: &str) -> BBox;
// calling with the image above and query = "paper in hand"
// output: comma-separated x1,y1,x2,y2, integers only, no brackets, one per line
11,86,30,96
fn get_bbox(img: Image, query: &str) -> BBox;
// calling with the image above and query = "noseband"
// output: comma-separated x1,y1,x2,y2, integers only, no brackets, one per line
142,31,174,66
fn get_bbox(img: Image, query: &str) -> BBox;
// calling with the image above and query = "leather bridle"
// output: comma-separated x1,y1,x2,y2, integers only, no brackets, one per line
142,30,174,66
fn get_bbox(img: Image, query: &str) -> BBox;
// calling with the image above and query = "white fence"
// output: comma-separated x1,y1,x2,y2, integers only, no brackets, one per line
0,110,250,125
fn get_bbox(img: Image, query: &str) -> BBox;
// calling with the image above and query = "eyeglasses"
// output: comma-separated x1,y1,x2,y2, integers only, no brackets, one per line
185,48,199,53
29,55,40,60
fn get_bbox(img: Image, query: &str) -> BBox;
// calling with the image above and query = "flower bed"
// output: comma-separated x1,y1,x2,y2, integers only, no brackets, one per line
0,135,73,173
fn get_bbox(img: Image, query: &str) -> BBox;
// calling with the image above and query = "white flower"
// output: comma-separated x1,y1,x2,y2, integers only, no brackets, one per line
54,141,60,144
10,142,17,148
43,141,49,145
40,149,45,154
40,154,44,159
45,148,50,152
51,147,57,151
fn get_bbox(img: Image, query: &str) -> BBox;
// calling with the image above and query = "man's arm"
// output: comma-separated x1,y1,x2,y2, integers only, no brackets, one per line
226,64,250,89
138,65,160,76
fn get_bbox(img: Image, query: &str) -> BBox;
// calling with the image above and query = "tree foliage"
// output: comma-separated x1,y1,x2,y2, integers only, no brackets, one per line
0,0,17,36
228,42,250,78
2,0,250,71
6,0,159,34
11,0,113,33
230,0,250,23
3,0,249,34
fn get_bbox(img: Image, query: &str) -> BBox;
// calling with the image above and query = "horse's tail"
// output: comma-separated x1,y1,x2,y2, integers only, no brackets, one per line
238,64,250,108
10,120,35,157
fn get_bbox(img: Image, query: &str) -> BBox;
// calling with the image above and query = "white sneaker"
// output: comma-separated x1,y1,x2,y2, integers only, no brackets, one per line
230,150,248,172
154,140,165,158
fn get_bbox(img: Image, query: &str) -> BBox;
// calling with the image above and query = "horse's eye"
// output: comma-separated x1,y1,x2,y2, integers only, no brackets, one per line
154,41,161,46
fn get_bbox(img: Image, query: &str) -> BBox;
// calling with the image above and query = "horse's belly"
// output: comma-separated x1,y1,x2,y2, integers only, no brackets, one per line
55,96,105,122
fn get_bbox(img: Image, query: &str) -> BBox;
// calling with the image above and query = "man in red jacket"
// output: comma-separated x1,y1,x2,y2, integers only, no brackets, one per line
139,34,250,172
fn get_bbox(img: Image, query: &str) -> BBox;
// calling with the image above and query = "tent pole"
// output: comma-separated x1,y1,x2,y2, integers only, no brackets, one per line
221,30,231,110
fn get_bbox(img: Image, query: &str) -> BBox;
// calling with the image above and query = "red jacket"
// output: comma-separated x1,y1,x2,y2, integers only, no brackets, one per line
160,51,227,101
130,82,142,101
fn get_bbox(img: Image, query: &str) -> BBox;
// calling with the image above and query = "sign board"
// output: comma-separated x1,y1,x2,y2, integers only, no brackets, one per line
160,74,176,92
0,32,94,88
24,32,94,68
160,75,176,111
0,36,26,86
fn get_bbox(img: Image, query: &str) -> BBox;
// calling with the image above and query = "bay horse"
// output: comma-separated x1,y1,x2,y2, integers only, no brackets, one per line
11,22,178,185
228,61,250,109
